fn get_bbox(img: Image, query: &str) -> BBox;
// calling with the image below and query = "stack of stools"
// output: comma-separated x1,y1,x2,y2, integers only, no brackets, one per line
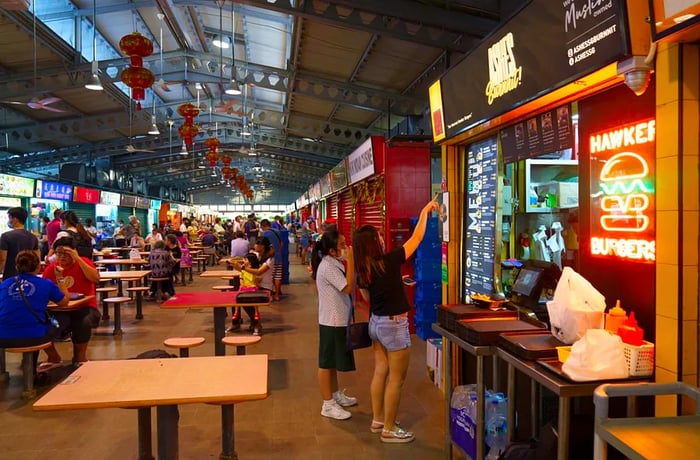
221,336,261,355
163,337,206,357
96,286,118,321
126,285,151,319
2,342,52,398
102,296,131,335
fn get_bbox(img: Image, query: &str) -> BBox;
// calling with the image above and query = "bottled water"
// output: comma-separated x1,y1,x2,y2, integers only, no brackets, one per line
485,392,508,459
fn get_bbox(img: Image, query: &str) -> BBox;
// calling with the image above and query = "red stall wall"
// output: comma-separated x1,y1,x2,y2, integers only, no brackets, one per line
578,81,656,340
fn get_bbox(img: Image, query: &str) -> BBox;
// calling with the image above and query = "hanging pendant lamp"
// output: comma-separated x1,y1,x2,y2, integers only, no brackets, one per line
85,0,103,90
225,1,241,95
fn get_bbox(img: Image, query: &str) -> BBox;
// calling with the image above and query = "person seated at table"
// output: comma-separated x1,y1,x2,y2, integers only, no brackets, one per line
233,237,275,336
145,224,163,250
201,228,219,262
164,234,182,287
0,251,69,369
129,233,146,251
227,252,263,333
42,237,100,365
114,220,127,247
146,241,175,301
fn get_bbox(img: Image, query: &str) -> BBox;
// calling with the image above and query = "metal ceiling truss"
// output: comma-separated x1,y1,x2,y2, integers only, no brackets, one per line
174,0,495,53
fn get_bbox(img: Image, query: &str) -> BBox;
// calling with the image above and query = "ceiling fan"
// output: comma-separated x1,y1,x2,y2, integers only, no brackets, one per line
0,96,66,112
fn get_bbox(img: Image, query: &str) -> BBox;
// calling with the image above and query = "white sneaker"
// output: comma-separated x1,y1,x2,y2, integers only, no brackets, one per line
333,389,358,407
321,400,351,420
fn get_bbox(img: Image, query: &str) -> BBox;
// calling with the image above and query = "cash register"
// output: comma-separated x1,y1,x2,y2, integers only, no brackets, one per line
506,259,562,326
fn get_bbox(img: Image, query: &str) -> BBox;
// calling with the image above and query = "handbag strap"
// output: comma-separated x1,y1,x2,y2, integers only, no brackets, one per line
15,275,50,326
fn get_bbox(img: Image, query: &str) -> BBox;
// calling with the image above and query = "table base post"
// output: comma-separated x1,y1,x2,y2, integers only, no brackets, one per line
220,404,238,460
444,337,452,459
214,307,226,356
156,405,179,460
137,408,154,460
557,397,570,460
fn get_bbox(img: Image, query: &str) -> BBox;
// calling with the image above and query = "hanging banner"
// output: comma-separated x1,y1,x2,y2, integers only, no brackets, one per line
439,0,628,139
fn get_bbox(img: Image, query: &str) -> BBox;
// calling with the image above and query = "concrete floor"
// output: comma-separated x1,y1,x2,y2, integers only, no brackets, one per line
0,262,447,460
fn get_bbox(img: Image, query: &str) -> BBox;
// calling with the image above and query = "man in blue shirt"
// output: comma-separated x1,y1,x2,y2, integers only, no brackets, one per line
260,219,284,300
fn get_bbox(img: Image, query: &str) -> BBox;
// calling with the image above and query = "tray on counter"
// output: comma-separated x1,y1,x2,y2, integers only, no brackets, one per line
498,331,563,361
535,358,648,383
437,304,517,333
454,318,546,346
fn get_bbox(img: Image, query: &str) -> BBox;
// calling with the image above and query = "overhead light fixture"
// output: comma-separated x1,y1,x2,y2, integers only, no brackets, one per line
241,125,251,136
212,35,230,49
225,80,241,96
179,141,189,155
148,117,160,135
85,0,103,91
248,150,257,156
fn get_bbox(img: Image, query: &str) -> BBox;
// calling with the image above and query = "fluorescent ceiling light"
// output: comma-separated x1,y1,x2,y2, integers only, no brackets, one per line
179,142,188,155
212,35,230,49
225,80,241,95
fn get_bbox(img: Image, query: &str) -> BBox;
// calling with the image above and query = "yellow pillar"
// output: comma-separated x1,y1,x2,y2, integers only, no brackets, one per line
654,42,700,415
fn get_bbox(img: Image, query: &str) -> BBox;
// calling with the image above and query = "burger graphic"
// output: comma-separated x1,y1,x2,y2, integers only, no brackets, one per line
598,152,651,233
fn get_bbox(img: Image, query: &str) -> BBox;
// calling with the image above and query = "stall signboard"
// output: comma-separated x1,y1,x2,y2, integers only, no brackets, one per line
0,173,34,197
73,186,100,204
347,137,375,184
650,0,700,41
429,80,446,142
589,119,656,262
500,104,574,163
463,136,498,299
135,196,150,209
439,0,628,139
0,196,21,207
36,180,73,201
120,194,137,208
320,174,332,197
100,191,120,206
330,159,348,192
150,199,161,210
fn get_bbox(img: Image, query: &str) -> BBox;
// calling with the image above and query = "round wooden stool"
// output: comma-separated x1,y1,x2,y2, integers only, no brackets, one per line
221,335,261,355
126,286,151,319
103,296,131,335
4,342,52,399
96,286,118,320
163,337,206,357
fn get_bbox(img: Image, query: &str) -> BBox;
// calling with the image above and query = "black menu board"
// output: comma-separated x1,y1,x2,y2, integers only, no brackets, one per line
463,136,498,299
501,104,574,163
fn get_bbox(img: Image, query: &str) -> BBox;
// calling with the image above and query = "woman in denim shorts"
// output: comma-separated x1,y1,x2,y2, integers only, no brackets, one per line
353,198,439,444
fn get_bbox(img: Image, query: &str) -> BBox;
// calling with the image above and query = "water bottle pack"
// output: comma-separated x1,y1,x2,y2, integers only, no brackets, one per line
485,391,508,459
450,385,508,460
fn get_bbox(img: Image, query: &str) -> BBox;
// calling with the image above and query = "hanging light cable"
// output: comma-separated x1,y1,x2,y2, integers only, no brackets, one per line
225,1,241,95
85,0,103,90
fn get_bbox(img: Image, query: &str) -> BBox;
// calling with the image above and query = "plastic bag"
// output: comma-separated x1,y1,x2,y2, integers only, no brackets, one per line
562,329,628,381
129,248,142,260
546,267,605,344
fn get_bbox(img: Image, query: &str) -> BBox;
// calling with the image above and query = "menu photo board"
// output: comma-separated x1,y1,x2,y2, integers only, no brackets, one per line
73,186,101,204
463,136,498,299
120,194,137,208
0,173,34,197
500,104,574,163
330,160,348,192
100,191,121,206
135,196,150,209
440,0,627,139
36,180,73,201
319,174,332,197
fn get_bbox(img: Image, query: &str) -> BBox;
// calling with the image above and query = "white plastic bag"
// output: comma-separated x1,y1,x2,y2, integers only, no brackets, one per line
129,248,142,260
562,329,628,381
546,267,605,344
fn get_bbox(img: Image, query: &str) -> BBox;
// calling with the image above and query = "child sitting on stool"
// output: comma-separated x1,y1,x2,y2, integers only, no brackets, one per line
227,253,263,334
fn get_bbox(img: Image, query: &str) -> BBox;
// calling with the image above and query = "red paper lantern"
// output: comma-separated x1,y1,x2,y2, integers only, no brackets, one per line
220,154,231,166
221,166,232,179
119,32,154,67
205,151,219,167
120,66,155,109
204,136,220,151
178,124,200,147
178,103,201,124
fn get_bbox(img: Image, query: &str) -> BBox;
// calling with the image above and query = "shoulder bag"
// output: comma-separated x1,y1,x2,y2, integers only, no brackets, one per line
346,301,371,351
15,276,60,334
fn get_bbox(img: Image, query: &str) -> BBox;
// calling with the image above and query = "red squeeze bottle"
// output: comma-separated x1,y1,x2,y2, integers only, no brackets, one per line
618,311,644,346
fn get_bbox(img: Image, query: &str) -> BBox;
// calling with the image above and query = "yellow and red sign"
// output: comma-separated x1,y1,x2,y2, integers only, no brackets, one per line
589,119,655,262
429,80,445,142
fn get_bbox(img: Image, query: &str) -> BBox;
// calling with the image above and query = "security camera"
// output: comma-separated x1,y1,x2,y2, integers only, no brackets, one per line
617,56,653,96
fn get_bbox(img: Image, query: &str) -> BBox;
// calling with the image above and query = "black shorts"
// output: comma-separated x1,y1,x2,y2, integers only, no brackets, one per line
0,332,54,349
318,325,355,372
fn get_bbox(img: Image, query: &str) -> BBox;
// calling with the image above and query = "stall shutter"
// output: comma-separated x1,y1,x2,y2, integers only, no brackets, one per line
327,194,339,222
338,189,354,240
117,207,133,229
134,209,148,236
67,203,95,226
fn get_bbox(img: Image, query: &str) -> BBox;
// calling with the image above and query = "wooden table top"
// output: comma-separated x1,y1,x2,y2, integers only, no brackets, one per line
99,270,152,281
161,290,270,309
199,270,241,279
49,295,96,310
94,259,150,265
33,355,268,411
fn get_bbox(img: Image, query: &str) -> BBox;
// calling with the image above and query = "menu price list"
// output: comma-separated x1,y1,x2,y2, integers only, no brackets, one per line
500,104,573,164
463,136,497,299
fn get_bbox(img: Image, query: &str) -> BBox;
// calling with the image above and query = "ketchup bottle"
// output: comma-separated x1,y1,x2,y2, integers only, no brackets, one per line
617,311,644,346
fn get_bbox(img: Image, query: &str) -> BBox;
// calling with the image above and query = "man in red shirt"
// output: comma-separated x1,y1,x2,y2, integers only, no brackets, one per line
43,236,100,364
46,208,62,251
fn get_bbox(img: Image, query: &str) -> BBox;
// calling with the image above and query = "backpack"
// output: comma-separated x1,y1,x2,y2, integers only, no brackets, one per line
65,229,93,259
131,349,178,359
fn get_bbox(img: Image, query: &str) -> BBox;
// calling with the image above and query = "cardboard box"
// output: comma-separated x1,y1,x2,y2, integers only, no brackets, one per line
426,338,442,389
